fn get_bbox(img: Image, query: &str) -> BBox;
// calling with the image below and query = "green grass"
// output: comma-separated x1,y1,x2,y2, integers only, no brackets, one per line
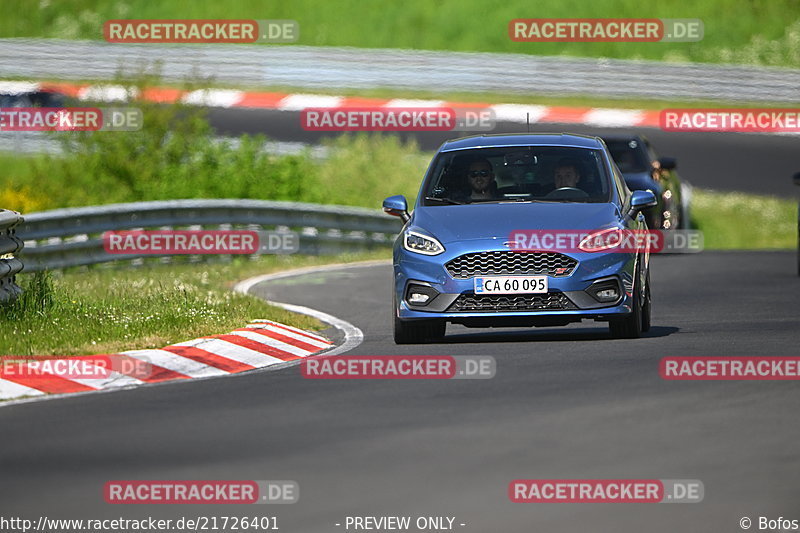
0,251,389,356
2,0,799,67
691,188,798,249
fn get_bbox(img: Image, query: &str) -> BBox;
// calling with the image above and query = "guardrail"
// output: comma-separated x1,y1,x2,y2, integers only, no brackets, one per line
1,38,799,103
0,131,331,158
0,209,24,302
794,172,800,276
16,199,402,272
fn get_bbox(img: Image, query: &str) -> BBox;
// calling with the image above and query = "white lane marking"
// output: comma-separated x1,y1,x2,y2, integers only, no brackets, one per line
233,260,389,293
233,261,385,357
229,330,313,357
385,99,444,108
489,104,549,124
270,301,363,357
0,379,46,400
246,323,332,348
583,108,645,127
181,89,244,108
172,338,288,366
119,349,228,378
0,81,41,93
78,85,134,102
278,94,343,110
65,365,145,390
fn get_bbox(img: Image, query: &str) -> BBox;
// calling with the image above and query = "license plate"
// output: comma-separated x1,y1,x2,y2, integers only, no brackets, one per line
474,276,548,294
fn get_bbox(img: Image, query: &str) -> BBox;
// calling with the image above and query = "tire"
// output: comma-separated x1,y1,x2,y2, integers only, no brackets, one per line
644,208,662,231
641,271,651,333
609,269,647,339
394,316,445,344
392,292,445,344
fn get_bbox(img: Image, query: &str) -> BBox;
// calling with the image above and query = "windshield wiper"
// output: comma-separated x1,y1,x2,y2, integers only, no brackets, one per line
425,196,465,205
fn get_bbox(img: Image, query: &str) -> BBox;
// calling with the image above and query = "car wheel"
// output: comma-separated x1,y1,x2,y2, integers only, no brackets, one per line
644,209,662,231
392,292,445,344
641,271,651,333
609,270,645,339
394,316,445,344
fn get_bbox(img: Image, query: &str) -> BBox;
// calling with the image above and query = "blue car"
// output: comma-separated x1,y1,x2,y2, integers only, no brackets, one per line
383,133,657,344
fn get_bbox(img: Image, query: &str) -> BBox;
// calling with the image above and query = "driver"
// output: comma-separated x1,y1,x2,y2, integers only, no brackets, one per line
464,158,496,200
553,158,582,190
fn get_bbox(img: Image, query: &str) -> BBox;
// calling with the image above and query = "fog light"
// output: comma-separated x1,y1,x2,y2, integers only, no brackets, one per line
595,288,619,301
586,278,622,304
409,293,431,304
405,283,439,307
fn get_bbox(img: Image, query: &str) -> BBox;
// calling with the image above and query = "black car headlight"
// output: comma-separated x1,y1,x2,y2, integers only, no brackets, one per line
403,230,445,256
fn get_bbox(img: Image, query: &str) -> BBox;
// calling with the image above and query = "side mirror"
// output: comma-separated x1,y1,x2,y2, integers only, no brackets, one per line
658,157,677,171
793,172,800,187
628,190,657,218
383,195,409,223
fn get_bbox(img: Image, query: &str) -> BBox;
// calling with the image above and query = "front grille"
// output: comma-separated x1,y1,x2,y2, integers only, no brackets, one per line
445,251,577,279
448,293,577,312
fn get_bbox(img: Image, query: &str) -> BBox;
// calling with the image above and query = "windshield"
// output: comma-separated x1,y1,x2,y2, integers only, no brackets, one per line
605,139,651,173
421,146,612,205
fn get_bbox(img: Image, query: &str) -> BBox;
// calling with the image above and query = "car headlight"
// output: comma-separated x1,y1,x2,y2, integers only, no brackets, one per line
578,228,624,253
403,230,445,256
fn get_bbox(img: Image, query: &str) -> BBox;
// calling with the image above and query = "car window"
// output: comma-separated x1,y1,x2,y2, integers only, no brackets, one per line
605,139,651,173
422,146,611,205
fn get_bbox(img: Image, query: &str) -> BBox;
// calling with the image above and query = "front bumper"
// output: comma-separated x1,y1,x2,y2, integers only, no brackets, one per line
394,242,638,325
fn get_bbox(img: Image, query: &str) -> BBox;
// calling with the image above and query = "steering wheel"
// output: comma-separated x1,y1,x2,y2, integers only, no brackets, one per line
544,187,590,199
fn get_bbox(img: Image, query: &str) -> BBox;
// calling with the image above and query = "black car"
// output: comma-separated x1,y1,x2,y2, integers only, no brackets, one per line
0,89,66,108
603,134,686,230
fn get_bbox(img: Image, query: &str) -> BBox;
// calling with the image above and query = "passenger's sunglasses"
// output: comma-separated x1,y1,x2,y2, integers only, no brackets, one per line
468,170,491,178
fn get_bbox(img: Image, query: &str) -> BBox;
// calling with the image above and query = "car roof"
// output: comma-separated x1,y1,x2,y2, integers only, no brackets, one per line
439,133,605,152
600,133,647,143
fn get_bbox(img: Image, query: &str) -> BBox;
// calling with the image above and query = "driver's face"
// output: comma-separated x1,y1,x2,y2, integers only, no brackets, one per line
467,162,493,193
554,166,579,189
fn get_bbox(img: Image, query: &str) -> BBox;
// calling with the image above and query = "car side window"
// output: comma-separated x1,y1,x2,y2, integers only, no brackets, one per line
611,159,628,201
642,138,658,162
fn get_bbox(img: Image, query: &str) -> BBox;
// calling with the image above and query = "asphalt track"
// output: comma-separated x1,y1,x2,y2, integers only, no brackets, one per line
1,252,798,532
207,108,800,198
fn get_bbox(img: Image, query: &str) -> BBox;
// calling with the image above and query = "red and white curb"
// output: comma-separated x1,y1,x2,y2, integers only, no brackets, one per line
0,80,660,129
0,261,374,407
0,320,332,402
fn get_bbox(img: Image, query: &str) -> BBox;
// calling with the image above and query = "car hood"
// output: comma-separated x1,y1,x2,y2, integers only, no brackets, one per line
411,203,621,244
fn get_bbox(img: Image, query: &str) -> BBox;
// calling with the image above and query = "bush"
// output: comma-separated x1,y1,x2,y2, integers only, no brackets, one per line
10,79,428,211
